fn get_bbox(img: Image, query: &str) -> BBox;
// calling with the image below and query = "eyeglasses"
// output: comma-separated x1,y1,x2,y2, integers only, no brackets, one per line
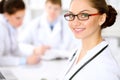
64,12,100,21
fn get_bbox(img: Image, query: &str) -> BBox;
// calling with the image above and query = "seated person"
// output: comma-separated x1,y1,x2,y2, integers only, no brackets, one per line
18,0,79,59
0,0,40,66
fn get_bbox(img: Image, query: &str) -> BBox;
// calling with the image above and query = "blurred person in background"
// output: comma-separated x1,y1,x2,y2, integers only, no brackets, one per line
0,0,40,66
18,0,79,59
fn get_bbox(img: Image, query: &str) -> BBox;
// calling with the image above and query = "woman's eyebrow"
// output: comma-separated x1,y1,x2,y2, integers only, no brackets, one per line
68,10,90,14
67,11,73,14
80,10,90,13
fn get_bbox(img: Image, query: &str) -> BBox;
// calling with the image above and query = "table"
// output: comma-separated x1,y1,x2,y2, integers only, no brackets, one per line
0,60,68,80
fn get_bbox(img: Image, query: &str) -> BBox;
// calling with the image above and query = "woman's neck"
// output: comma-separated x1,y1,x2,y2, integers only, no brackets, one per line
82,36,103,51
76,35,103,64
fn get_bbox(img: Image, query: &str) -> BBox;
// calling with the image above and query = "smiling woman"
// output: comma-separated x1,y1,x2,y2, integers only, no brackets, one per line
60,0,120,80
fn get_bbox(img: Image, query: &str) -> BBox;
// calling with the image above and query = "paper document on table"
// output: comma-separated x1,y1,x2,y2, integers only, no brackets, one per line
41,49,70,61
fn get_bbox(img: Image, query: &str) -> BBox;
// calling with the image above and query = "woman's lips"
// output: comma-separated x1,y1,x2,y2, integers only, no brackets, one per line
73,28,85,33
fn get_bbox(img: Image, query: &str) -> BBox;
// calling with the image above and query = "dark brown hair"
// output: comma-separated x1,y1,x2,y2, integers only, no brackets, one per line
45,0,62,7
71,0,117,29
90,0,117,29
0,0,25,14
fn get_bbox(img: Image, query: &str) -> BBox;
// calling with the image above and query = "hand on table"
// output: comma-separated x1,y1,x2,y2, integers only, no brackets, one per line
34,45,51,56
26,54,40,65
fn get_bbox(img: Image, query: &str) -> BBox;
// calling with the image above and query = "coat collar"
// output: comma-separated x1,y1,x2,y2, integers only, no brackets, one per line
64,40,109,79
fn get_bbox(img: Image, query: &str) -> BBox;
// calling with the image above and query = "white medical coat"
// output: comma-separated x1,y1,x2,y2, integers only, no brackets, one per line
60,41,120,80
0,14,24,66
18,13,78,55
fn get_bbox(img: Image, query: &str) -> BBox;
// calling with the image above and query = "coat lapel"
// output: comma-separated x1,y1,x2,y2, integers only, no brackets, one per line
64,41,109,79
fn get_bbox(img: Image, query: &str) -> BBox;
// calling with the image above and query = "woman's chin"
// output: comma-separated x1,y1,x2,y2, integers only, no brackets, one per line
74,34,82,39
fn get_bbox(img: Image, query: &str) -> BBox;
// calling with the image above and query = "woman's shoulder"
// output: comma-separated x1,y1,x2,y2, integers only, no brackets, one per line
0,14,5,23
94,44,120,75
0,15,8,36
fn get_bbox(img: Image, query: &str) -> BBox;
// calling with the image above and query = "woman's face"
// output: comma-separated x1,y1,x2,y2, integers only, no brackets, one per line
45,2,61,23
68,0,105,40
5,10,25,28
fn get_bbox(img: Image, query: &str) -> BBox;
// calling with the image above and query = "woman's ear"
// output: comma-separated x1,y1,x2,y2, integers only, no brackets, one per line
99,13,106,26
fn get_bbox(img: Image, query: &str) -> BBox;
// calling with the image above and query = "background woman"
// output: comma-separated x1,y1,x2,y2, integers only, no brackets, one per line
0,0,40,66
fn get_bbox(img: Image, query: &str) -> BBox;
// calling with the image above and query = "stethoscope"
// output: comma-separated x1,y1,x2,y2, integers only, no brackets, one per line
68,44,108,80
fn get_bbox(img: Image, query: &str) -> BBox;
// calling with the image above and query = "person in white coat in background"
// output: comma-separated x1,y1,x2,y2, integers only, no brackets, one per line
18,0,79,58
58,0,120,80
0,0,40,66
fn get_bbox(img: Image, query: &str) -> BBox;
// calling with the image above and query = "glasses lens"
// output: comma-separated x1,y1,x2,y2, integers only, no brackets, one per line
78,13,89,20
64,13,74,21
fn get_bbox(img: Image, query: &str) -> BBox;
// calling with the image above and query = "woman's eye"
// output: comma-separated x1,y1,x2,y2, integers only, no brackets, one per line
80,13,89,18
69,14,74,18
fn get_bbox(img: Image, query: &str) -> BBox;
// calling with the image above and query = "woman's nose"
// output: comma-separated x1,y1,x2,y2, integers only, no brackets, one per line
72,17,81,26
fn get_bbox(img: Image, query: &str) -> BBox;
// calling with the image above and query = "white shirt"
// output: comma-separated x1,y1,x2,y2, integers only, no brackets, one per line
18,12,78,56
60,40,120,80
0,14,25,66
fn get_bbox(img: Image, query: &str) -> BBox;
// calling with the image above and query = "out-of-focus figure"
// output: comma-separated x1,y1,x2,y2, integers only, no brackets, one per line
0,0,40,66
19,0,79,58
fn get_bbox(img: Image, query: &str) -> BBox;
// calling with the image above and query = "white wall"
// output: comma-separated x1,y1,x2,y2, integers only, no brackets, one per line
24,0,71,10
24,0,120,10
